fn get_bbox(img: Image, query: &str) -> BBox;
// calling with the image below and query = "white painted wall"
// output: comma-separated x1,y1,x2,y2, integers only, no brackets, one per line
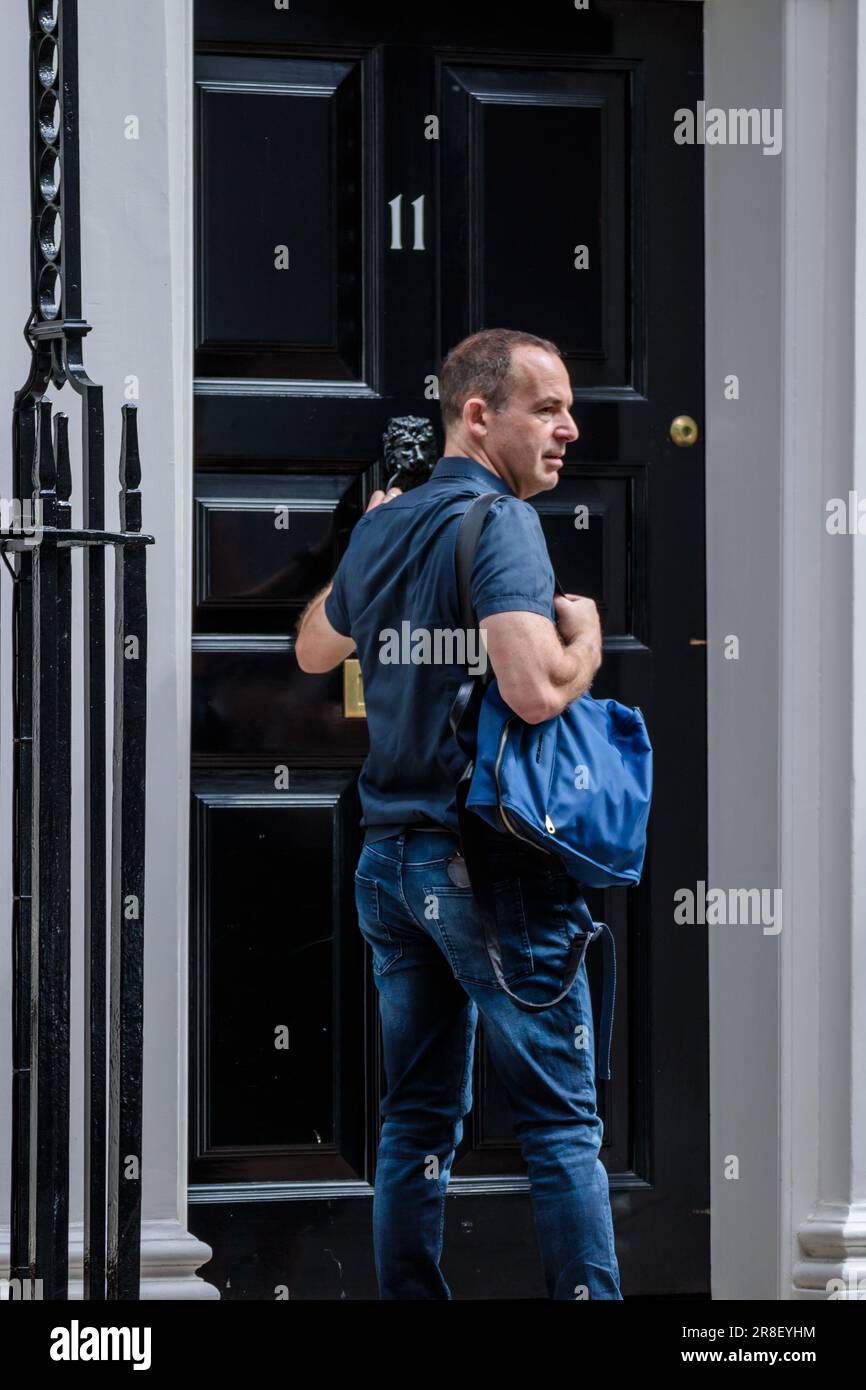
782,0,866,1301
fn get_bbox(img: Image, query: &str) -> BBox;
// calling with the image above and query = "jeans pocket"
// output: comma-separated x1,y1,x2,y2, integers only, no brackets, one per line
519,870,594,949
354,872,403,976
425,879,535,987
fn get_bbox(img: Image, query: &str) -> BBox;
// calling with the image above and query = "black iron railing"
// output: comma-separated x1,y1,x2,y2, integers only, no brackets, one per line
3,0,154,1301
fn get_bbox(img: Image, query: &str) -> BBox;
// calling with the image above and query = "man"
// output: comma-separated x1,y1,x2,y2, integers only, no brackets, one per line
295,328,621,1300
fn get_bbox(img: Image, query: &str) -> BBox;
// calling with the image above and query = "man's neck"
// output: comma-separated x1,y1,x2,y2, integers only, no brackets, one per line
442,443,501,477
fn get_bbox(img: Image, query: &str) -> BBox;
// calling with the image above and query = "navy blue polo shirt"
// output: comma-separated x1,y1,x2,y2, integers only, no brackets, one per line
323,455,557,843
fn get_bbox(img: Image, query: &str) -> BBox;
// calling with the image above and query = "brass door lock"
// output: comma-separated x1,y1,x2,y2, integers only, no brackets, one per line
670,415,700,447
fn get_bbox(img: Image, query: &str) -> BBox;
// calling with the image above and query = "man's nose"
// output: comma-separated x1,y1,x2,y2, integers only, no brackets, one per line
557,413,579,442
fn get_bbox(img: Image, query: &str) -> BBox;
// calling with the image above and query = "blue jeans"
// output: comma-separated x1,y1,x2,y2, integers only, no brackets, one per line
354,825,622,1300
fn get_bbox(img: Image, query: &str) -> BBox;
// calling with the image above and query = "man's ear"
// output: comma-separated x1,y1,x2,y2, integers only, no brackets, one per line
463,396,488,436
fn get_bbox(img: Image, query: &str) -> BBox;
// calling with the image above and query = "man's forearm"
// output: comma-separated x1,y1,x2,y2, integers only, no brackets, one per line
547,631,603,709
295,580,333,639
295,578,357,673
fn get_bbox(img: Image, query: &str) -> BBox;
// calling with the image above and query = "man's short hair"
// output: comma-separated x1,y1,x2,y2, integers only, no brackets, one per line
439,328,562,430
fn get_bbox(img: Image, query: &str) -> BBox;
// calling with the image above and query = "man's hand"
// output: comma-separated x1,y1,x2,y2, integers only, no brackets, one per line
365,486,402,512
554,592,601,648
553,593,603,696
294,487,403,674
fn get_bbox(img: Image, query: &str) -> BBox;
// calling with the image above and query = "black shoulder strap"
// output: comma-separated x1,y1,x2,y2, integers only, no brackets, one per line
448,489,564,745
454,490,566,636
454,492,502,635
449,494,501,747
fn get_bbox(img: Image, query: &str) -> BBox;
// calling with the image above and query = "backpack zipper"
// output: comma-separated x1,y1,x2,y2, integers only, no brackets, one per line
494,717,552,852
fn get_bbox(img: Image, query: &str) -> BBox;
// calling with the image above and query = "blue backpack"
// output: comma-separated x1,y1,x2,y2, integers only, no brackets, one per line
449,493,653,1053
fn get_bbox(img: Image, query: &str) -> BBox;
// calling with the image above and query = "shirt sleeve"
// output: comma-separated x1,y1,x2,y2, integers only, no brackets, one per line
470,496,556,621
324,559,352,637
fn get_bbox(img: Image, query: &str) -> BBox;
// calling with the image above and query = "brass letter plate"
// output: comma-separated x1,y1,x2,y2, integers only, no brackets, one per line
343,657,366,718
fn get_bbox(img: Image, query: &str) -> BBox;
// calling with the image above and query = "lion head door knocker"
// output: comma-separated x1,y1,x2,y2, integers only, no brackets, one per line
382,416,438,492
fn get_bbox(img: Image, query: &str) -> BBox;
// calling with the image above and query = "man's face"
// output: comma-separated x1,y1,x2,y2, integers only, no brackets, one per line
481,346,579,498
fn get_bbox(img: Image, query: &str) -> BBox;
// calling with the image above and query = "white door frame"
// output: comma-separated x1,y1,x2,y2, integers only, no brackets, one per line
706,0,866,1300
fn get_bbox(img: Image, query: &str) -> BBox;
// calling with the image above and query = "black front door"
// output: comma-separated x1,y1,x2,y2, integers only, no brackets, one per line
188,0,707,1299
